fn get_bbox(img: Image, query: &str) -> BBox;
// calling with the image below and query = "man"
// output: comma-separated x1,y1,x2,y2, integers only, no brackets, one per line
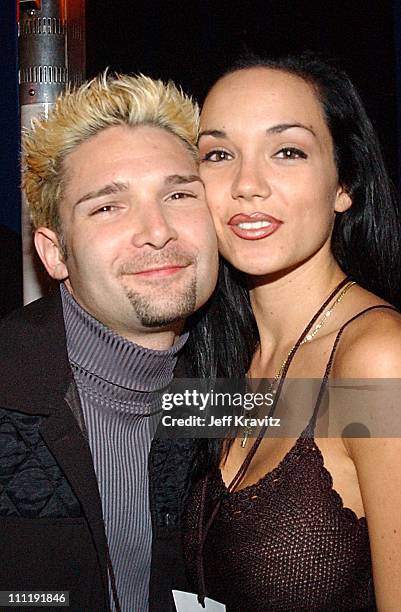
0,73,218,611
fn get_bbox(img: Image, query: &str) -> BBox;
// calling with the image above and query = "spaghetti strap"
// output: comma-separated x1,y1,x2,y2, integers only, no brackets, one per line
306,304,399,433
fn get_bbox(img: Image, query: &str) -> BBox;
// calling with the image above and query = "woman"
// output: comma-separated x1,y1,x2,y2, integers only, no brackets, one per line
183,54,401,610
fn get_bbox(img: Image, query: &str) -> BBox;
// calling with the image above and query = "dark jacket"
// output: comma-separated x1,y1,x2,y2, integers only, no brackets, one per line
0,291,195,611
0,224,22,318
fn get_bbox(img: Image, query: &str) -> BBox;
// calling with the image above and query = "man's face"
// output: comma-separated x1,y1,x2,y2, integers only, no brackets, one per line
37,125,218,343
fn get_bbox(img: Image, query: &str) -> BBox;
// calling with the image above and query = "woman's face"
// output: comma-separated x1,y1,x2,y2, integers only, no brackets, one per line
198,67,351,276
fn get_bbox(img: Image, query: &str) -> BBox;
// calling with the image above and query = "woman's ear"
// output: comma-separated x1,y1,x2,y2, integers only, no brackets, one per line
34,227,68,280
334,186,352,213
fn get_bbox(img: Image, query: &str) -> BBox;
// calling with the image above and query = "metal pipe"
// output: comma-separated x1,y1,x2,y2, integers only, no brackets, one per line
19,0,85,303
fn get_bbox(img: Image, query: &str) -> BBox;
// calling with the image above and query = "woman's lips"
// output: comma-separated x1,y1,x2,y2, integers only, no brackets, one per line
228,212,283,240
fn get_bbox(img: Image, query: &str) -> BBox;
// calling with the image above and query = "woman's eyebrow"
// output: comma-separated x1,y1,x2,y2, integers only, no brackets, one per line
198,129,227,141
198,124,317,142
266,123,317,137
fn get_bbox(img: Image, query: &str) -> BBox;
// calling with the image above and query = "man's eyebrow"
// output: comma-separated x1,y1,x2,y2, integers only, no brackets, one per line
164,174,203,186
74,181,129,207
198,124,316,140
74,176,202,207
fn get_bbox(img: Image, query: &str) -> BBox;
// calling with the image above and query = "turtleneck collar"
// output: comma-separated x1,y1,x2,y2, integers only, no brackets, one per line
60,283,188,395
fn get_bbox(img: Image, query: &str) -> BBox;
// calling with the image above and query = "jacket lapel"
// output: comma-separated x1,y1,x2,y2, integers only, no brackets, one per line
39,402,109,597
0,290,109,600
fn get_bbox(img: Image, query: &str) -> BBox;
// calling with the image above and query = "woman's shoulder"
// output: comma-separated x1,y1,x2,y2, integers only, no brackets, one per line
332,287,401,378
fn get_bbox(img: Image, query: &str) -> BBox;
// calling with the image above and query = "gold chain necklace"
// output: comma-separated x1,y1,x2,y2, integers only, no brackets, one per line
241,280,356,447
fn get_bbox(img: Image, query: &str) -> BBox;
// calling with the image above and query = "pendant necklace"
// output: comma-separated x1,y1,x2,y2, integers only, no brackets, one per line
241,279,356,447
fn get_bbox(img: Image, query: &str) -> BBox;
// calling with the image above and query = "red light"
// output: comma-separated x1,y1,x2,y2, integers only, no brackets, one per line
17,1,42,22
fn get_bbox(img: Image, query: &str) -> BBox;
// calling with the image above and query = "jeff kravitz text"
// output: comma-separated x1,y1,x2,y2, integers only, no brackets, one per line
161,414,281,428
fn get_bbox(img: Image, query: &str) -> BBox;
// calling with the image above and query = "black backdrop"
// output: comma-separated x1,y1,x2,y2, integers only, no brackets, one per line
1,0,400,233
86,0,400,186
1,1,400,314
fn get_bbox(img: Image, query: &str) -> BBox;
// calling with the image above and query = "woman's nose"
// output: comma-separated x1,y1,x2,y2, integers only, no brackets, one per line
231,158,272,201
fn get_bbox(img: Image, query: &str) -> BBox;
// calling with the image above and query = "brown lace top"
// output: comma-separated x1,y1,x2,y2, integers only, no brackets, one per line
183,426,375,611
182,300,395,611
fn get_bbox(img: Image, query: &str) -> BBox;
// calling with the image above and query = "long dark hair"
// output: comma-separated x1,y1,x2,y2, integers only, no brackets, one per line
184,52,401,472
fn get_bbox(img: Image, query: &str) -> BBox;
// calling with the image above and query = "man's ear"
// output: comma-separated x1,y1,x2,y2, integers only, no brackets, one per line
334,186,352,213
34,227,68,280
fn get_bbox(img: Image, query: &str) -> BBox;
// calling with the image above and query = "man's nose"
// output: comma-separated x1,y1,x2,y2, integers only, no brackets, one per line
231,157,272,202
130,203,178,249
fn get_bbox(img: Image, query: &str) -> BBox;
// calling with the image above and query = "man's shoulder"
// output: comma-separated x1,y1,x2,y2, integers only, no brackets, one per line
0,290,71,408
0,291,61,332
0,291,65,358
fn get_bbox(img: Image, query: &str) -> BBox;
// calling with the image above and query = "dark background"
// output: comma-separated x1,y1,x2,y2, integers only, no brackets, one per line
86,0,400,186
1,0,401,315
2,0,401,232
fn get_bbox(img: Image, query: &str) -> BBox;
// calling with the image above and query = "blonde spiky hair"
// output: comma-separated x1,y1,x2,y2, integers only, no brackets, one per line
22,72,200,230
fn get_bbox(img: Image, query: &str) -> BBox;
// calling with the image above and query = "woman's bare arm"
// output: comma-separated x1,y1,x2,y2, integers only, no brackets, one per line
334,312,401,610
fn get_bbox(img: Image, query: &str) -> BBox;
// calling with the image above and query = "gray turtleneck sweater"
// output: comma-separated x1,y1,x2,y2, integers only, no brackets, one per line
60,284,187,612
